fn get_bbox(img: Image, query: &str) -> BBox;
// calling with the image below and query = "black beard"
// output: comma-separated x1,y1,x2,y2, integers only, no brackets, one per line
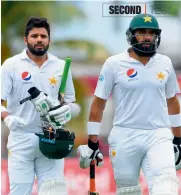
132,41,157,57
132,46,156,57
27,43,49,56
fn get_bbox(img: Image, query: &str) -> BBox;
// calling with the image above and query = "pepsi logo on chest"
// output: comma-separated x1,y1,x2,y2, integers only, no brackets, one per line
126,68,139,82
127,68,138,78
22,72,31,81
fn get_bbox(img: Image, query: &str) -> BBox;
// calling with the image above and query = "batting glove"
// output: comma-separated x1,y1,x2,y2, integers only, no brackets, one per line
31,92,59,117
4,115,26,131
173,136,181,170
46,104,71,130
77,139,104,169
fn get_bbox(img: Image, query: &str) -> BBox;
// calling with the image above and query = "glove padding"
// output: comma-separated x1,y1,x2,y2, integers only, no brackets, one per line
29,87,72,129
31,92,59,117
46,105,71,130
4,115,26,131
77,139,104,169
173,136,181,170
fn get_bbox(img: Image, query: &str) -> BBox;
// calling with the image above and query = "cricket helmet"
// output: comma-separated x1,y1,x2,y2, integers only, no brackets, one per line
126,14,162,56
35,121,75,159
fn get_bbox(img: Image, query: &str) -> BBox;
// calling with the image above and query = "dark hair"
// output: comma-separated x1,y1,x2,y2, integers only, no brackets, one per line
25,17,50,38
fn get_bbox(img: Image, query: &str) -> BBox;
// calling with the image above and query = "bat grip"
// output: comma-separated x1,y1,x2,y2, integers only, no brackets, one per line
58,93,64,106
89,160,96,192
90,161,95,179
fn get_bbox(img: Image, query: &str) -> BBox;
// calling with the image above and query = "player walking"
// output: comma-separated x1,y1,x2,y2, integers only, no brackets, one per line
78,14,181,195
1,17,80,195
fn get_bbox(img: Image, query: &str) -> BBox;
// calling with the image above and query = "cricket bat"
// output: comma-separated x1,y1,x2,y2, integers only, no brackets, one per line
58,57,72,105
88,160,99,195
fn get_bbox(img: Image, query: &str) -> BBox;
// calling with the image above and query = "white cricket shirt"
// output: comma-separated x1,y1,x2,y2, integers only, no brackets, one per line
95,50,180,130
1,49,75,133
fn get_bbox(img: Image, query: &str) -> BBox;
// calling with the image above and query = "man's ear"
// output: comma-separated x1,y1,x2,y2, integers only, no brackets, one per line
23,37,27,45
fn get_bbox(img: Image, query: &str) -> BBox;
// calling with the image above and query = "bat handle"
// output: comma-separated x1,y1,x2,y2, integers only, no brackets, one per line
90,160,96,192
58,93,64,106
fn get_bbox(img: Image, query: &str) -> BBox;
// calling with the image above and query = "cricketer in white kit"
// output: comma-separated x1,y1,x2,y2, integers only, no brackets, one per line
1,17,80,195
77,14,181,195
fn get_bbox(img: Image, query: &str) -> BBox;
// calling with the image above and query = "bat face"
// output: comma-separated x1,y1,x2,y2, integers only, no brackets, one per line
88,191,99,195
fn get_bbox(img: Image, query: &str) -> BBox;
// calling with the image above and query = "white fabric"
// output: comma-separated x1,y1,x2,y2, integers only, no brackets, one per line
87,121,101,135
47,104,71,128
31,92,51,117
45,95,60,108
94,51,180,130
117,185,141,195
1,105,8,112
150,175,178,195
108,126,176,191
30,91,61,117
9,183,33,195
169,114,181,127
7,131,64,186
1,49,75,133
39,179,67,195
2,49,74,195
68,102,81,118
4,115,26,131
77,145,104,168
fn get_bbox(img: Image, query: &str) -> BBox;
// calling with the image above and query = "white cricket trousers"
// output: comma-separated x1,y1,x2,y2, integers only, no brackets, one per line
108,126,177,193
7,130,66,195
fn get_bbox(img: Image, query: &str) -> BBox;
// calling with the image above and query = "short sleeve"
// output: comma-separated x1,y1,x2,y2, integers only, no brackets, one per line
1,60,13,101
94,59,115,100
165,61,180,98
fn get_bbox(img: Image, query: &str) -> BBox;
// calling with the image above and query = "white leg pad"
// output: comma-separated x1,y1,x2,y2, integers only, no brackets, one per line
150,175,178,195
117,185,142,195
39,179,67,195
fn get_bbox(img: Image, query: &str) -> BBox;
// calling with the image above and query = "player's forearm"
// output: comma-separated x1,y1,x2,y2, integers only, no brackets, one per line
1,111,9,121
1,100,10,120
167,96,181,137
171,127,181,137
167,96,180,115
88,105,104,122
88,97,106,143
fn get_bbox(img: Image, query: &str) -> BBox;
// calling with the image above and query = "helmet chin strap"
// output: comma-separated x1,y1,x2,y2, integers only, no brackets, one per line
132,45,156,57
130,35,158,57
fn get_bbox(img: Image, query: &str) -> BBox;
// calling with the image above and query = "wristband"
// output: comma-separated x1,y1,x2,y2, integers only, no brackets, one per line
1,106,8,113
88,139,99,150
169,114,181,127
87,122,101,135
173,136,181,145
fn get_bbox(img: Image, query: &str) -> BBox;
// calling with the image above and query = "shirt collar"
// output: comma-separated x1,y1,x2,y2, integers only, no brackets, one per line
123,48,156,64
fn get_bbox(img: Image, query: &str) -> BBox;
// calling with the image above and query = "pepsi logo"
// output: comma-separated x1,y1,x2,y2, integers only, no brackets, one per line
22,72,31,81
127,69,138,78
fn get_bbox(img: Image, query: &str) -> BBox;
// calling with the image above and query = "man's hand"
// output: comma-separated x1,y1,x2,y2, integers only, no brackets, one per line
173,136,181,170
30,92,60,117
4,115,26,131
46,105,71,129
28,87,72,128
77,139,104,169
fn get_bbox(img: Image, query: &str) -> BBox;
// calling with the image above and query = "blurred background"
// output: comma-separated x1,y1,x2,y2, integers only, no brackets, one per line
1,1,181,194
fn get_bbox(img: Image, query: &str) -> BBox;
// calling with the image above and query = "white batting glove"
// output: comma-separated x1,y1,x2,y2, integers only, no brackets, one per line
4,115,26,131
77,139,104,169
46,105,71,129
31,92,59,117
173,137,181,170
